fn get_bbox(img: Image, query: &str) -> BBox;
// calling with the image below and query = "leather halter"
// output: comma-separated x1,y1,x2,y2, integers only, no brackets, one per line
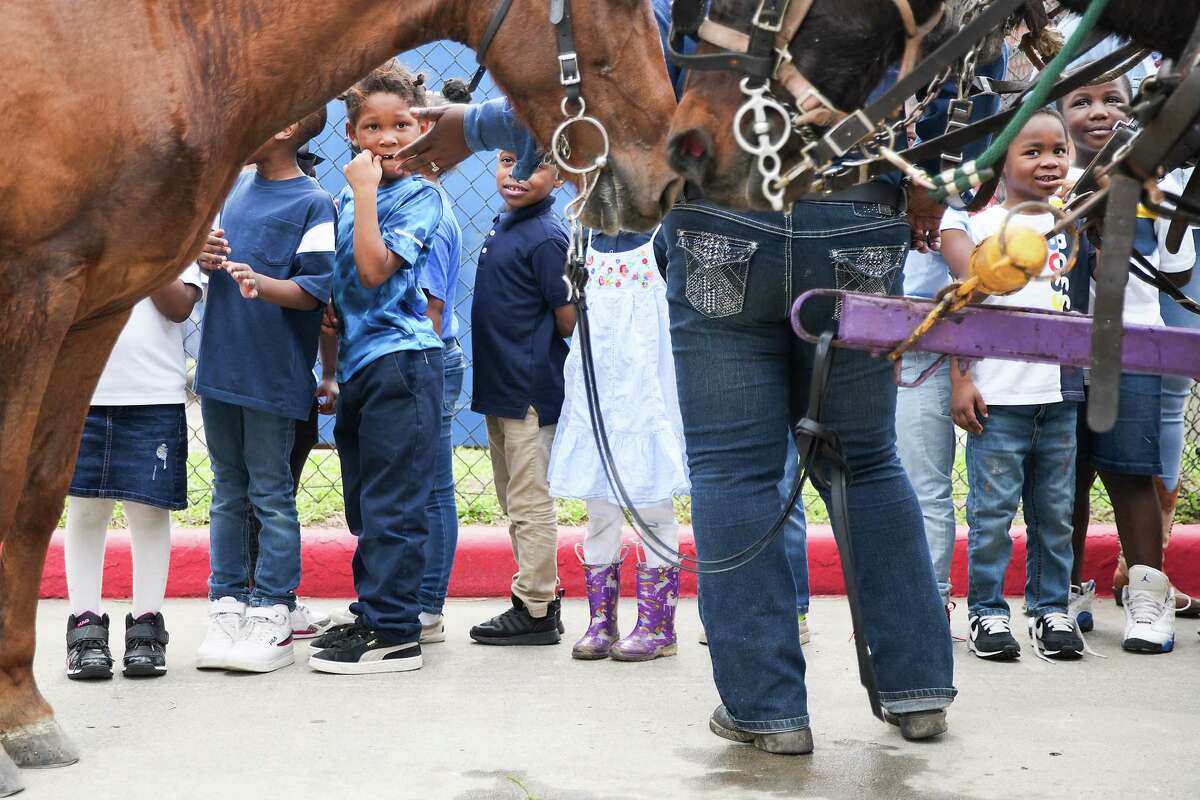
670,0,945,127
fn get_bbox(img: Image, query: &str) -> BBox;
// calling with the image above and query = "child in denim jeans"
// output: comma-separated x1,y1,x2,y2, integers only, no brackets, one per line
942,108,1085,662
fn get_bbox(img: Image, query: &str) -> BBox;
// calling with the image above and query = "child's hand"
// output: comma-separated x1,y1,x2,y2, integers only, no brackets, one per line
315,377,339,415
951,376,988,434
321,305,340,336
345,150,383,191
198,228,231,271
224,262,260,299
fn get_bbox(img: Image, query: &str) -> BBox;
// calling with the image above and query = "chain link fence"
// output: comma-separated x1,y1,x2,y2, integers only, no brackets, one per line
168,42,1200,529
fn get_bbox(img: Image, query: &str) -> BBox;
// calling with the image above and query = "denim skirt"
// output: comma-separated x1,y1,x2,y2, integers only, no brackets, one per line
69,404,189,510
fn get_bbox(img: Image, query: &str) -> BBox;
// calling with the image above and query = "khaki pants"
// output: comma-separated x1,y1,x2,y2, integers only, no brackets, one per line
486,408,559,617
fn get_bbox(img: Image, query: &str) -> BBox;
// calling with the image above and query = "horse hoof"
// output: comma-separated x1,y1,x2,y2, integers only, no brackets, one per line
0,750,23,796
0,719,79,769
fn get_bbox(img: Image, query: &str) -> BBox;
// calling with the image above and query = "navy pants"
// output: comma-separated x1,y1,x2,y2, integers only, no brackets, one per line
335,348,443,643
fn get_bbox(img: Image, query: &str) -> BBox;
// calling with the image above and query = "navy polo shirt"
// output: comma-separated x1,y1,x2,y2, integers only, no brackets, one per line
195,171,335,420
471,196,570,425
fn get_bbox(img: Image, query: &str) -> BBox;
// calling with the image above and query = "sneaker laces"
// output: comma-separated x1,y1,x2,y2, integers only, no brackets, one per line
977,615,1012,635
1028,612,1106,662
242,612,287,645
1126,589,1168,626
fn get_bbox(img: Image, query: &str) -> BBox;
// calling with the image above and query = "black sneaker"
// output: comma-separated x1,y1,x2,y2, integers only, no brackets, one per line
469,594,561,646
123,612,169,677
968,614,1020,660
66,612,113,680
308,626,422,674
309,620,364,652
1029,612,1084,660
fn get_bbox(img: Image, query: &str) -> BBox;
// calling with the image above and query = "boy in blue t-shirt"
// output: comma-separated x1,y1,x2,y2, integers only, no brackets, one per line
467,151,573,646
307,62,445,675
194,108,335,675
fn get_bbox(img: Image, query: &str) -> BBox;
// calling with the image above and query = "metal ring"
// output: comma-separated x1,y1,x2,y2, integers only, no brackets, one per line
732,97,791,158
429,160,441,174
560,95,586,120
552,114,610,175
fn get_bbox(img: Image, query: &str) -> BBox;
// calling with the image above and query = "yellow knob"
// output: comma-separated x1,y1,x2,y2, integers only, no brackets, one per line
968,225,1048,295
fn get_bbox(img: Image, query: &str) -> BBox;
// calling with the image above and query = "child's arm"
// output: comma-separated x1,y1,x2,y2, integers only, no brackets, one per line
224,263,321,310
422,290,445,338
554,304,577,338
949,357,987,434
940,229,973,281
150,279,202,323
316,330,339,415
345,151,405,288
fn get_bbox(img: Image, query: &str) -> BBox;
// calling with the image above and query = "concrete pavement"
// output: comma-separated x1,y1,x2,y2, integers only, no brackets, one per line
18,598,1200,799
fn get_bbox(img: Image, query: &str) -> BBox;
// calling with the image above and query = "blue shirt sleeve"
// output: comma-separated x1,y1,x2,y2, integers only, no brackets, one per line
532,236,570,309
419,223,454,301
380,184,444,268
291,195,336,304
463,98,544,181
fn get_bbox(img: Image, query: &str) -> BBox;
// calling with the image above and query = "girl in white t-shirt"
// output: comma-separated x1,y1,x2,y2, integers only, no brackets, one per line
63,266,203,680
1060,78,1196,653
941,108,1085,663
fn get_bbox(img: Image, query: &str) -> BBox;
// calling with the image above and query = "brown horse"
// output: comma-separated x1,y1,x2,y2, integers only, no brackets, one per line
0,0,677,790
666,0,1200,211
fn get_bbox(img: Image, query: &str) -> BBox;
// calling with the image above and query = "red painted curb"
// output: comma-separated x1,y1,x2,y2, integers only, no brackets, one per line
40,525,1200,600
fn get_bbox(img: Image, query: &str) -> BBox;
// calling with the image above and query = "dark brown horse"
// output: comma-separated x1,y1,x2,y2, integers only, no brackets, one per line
0,1,678,791
666,0,1200,210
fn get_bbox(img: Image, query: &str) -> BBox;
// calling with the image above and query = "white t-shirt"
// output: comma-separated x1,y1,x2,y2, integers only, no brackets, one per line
943,205,1074,405
1066,168,1196,326
92,264,203,406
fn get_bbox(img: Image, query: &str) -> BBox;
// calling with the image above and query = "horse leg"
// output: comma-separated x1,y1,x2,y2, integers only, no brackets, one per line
0,307,127,771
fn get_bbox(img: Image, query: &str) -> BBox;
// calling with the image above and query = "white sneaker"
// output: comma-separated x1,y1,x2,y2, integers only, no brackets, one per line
798,613,810,646
291,603,332,639
1122,565,1175,654
1069,580,1096,633
329,606,357,627
196,597,245,670
420,614,446,644
225,605,295,673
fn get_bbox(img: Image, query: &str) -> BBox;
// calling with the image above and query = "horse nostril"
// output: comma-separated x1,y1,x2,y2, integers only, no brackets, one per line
668,129,712,182
678,131,707,161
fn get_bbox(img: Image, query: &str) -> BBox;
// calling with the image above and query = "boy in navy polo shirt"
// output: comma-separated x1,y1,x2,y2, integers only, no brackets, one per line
194,108,335,674
307,62,444,674
468,151,573,646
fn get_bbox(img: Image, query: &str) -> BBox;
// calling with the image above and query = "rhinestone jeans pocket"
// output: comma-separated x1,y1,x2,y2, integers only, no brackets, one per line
829,244,906,319
676,230,759,319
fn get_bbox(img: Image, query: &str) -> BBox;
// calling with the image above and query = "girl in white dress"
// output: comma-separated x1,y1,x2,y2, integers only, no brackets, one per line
548,228,689,662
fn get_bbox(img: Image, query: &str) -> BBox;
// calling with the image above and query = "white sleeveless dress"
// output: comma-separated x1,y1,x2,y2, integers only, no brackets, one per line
548,233,690,505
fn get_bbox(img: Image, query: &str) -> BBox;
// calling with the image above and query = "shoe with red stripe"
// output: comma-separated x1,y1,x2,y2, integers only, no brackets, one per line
224,604,294,673
290,604,332,640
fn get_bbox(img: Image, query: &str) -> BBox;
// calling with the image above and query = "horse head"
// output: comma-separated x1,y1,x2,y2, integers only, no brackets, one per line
665,0,947,210
483,0,683,232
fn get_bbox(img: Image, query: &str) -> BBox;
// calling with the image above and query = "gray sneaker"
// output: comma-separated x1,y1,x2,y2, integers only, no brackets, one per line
708,705,814,755
883,709,948,740
420,615,446,644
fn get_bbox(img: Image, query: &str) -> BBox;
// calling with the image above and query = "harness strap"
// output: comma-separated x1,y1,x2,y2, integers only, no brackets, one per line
468,0,516,93
1167,168,1200,254
550,0,582,103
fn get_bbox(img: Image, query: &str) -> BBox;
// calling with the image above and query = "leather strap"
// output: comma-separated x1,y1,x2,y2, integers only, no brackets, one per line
468,0,516,93
126,622,169,646
1167,168,1200,254
67,624,109,646
1088,173,1141,433
550,0,582,103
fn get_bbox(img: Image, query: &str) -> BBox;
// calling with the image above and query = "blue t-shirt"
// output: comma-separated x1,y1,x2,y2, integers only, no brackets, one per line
471,196,571,425
195,171,335,421
418,185,464,342
333,176,444,382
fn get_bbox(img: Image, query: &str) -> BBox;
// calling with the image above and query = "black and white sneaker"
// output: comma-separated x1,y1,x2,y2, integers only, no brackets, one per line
968,614,1021,660
123,612,169,677
66,612,113,680
469,594,561,646
308,621,362,652
1029,612,1084,661
308,626,422,675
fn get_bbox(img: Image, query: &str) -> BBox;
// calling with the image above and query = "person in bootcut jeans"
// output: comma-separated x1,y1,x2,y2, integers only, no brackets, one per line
397,0,954,752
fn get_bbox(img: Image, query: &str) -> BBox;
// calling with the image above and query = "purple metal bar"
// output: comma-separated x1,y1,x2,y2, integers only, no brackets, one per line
791,290,1200,378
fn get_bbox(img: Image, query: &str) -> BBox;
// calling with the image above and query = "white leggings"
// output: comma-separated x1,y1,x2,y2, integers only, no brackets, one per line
64,497,172,618
584,498,678,569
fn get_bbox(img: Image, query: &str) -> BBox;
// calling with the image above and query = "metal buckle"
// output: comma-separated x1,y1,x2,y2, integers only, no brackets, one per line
752,0,785,33
823,110,874,158
558,52,581,86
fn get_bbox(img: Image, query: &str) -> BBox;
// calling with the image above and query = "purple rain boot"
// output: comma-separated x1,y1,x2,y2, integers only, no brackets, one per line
610,564,680,662
571,558,622,660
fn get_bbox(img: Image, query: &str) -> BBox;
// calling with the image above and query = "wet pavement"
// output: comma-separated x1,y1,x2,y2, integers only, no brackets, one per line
19,597,1200,799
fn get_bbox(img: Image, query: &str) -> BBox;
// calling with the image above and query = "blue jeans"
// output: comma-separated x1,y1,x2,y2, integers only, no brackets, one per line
202,397,300,609
895,351,957,605
965,403,1077,618
665,198,954,732
780,437,809,614
335,348,443,642
1159,375,1193,491
420,340,466,615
